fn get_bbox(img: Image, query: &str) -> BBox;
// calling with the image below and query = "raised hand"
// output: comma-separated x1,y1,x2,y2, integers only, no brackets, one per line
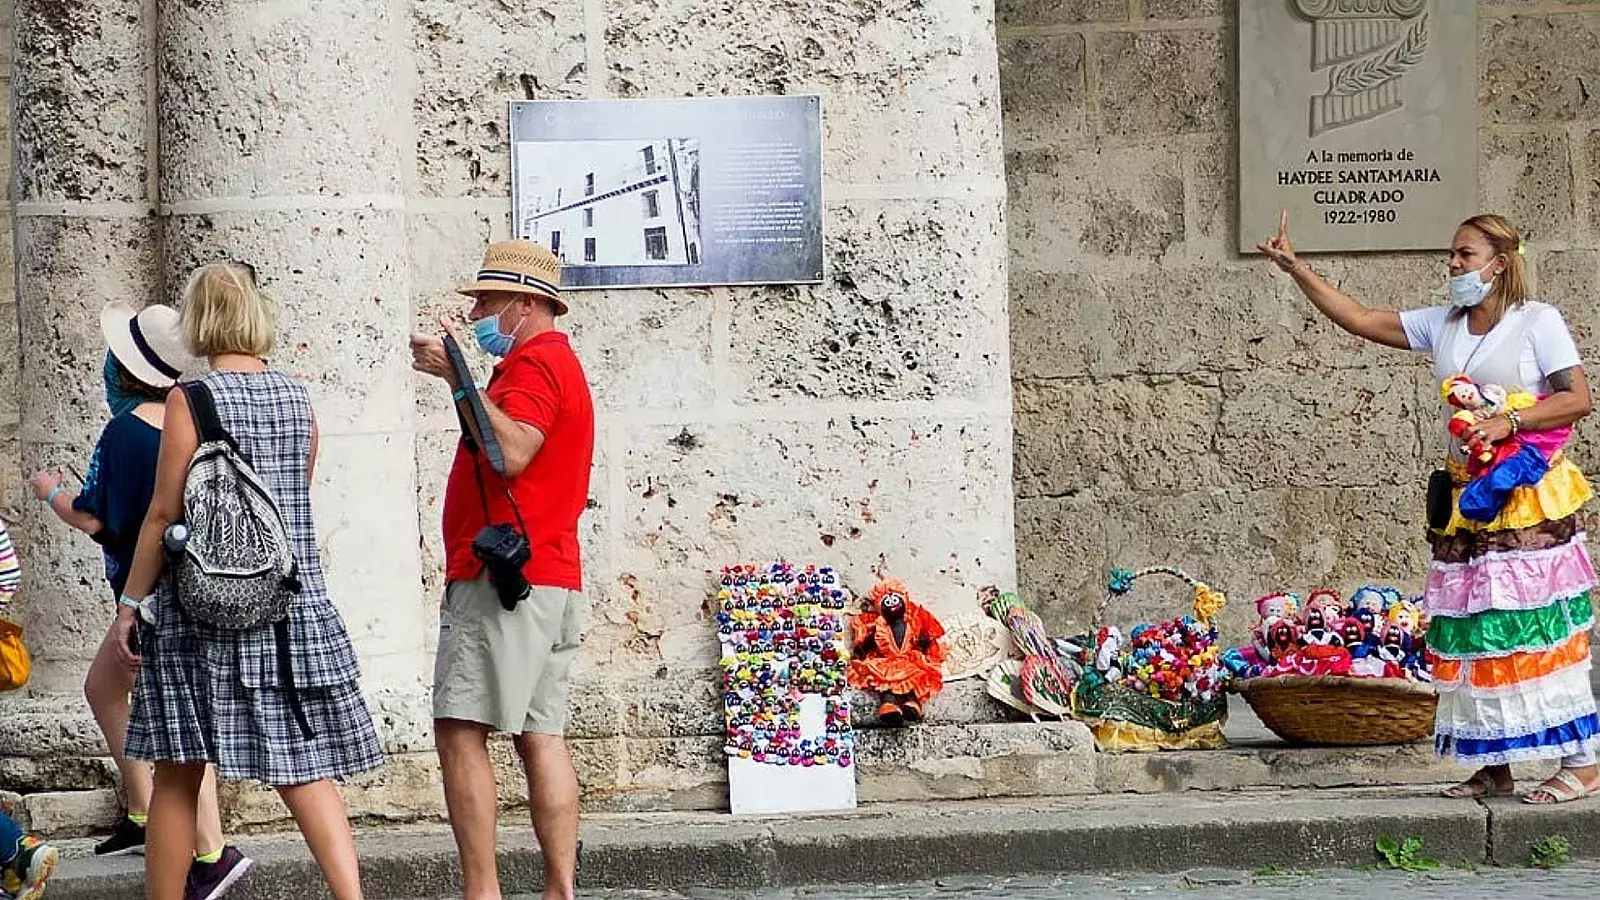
1257,208,1301,273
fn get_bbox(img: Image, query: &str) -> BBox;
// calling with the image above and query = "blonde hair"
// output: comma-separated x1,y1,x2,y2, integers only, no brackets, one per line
180,263,277,358
1460,214,1529,308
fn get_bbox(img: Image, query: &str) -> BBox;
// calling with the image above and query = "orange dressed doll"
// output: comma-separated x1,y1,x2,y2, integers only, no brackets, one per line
848,579,947,726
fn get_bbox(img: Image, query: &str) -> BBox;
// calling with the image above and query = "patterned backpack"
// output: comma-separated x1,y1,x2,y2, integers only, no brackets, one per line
170,382,301,630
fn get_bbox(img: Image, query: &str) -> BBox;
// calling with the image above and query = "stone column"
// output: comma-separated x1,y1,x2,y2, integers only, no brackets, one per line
1,0,161,801
585,0,1021,804
154,0,433,812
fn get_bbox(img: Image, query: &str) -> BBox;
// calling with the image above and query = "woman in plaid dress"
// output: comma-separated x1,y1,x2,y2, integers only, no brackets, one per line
116,263,383,900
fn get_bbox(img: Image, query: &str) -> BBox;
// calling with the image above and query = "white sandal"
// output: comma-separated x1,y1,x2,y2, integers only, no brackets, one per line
1522,768,1598,805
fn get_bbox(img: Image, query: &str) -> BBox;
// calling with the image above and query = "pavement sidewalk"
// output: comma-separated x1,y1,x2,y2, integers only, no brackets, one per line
40,787,1600,899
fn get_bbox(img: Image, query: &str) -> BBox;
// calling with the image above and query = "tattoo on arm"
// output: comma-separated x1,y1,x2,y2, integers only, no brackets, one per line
1549,367,1579,393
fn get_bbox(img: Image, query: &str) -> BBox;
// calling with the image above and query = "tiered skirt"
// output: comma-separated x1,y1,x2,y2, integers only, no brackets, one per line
1428,454,1600,765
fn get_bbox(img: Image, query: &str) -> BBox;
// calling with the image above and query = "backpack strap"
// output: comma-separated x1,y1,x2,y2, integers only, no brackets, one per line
181,381,236,450
275,620,315,740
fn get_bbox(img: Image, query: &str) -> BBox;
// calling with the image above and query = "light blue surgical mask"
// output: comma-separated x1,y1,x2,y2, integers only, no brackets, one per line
472,315,514,358
1449,265,1497,308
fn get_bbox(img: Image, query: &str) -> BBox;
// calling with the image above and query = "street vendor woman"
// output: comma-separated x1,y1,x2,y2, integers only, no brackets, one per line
1260,212,1600,805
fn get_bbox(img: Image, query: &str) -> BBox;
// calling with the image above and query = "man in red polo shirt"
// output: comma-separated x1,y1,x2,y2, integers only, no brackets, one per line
410,239,594,900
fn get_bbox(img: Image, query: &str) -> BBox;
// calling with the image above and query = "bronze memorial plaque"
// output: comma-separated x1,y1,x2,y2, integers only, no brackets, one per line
1239,0,1477,253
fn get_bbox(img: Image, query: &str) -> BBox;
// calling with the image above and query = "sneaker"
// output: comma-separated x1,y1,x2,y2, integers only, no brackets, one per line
93,817,147,857
183,846,255,900
3,836,58,900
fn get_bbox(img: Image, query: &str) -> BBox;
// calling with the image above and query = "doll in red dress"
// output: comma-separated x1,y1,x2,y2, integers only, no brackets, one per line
848,579,947,726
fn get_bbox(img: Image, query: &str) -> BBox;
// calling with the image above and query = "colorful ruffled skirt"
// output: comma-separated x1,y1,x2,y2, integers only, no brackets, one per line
1427,454,1599,765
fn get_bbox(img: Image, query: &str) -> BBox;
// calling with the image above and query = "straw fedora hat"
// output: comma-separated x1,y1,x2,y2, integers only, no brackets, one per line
457,239,567,315
101,303,198,389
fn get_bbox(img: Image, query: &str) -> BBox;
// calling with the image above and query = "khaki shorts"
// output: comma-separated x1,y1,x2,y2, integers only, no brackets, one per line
432,575,590,735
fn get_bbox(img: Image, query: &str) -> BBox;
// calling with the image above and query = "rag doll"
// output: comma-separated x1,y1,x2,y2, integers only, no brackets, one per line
1443,375,1520,476
1441,375,1576,522
1300,590,1346,647
1239,592,1300,671
1350,585,1399,635
848,579,947,726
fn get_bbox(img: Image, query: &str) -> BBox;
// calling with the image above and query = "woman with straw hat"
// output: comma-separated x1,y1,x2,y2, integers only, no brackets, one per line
30,303,254,899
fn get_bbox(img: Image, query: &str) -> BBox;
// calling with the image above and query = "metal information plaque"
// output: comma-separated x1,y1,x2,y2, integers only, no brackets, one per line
511,96,823,290
1239,0,1478,253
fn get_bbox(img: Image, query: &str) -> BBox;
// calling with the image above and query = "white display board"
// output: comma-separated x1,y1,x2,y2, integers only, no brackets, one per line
715,563,856,816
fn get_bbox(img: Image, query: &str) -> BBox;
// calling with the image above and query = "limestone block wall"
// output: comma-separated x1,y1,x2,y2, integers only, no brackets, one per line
0,0,1016,818
410,0,1017,811
1002,0,1600,642
0,0,14,517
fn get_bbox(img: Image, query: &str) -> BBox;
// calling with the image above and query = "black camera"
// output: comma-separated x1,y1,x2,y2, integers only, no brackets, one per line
472,524,531,611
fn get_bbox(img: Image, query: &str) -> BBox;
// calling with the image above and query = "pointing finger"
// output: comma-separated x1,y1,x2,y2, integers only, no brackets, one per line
1279,208,1289,236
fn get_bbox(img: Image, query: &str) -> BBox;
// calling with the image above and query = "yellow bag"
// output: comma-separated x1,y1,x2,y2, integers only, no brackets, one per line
0,617,31,691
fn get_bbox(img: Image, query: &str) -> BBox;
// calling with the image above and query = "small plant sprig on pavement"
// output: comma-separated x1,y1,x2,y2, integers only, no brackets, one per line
1530,835,1573,870
1376,835,1441,872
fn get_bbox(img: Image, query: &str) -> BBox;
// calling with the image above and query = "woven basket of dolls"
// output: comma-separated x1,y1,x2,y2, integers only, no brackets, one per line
1235,676,1437,746
1066,567,1231,752
1229,587,1438,747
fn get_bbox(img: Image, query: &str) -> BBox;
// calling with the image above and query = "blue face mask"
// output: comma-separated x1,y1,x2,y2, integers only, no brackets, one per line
103,352,142,417
472,306,526,359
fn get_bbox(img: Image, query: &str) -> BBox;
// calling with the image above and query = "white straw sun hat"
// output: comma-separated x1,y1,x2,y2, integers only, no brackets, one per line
101,303,199,388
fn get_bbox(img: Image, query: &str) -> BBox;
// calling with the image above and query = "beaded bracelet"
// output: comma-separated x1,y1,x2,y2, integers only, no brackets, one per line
1507,409,1523,436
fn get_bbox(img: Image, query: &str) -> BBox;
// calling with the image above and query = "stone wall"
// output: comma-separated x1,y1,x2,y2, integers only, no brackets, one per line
1003,0,1600,643
409,0,1018,812
0,0,15,544
0,0,1017,819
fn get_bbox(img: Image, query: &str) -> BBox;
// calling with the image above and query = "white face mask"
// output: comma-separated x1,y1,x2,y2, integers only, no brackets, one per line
1449,264,1497,308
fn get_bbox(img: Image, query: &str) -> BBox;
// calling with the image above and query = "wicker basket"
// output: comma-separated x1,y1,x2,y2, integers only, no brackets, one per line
1073,566,1231,752
1234,675,1438,746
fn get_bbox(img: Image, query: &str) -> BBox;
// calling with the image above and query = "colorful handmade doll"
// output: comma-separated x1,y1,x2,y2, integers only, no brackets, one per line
1337,618,1372,657
1441,375,1576,522
1235,592,1300,671
1257,591,1299,623
848,579,947,726
1371,623,1413,679
1385,598,1425,637
1307,589,1348,617
1293,597,1354,675
1443,375,1517,475
1300,590,1345,648
1261,618,1303,669
1349,585,1399,634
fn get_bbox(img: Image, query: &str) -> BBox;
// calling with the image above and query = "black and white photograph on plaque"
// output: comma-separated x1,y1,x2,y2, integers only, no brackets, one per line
510,96,823,290
518,139,704,268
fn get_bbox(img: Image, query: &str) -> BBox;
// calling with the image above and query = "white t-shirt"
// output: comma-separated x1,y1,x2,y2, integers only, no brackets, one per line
1400,301,1582,395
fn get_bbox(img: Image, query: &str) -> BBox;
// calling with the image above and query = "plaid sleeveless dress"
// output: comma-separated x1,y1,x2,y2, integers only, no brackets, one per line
126,370,384,785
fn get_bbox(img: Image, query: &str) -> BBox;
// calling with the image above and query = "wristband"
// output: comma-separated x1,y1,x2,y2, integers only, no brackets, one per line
118,594,144,611
453,388,467,402
44,485,65,506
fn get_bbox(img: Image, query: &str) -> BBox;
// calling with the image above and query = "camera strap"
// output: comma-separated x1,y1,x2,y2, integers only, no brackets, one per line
442,330,532,539
470,449,531,538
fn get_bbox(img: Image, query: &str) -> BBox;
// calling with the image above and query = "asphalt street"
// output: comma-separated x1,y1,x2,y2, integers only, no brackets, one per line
492,865,1600,899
